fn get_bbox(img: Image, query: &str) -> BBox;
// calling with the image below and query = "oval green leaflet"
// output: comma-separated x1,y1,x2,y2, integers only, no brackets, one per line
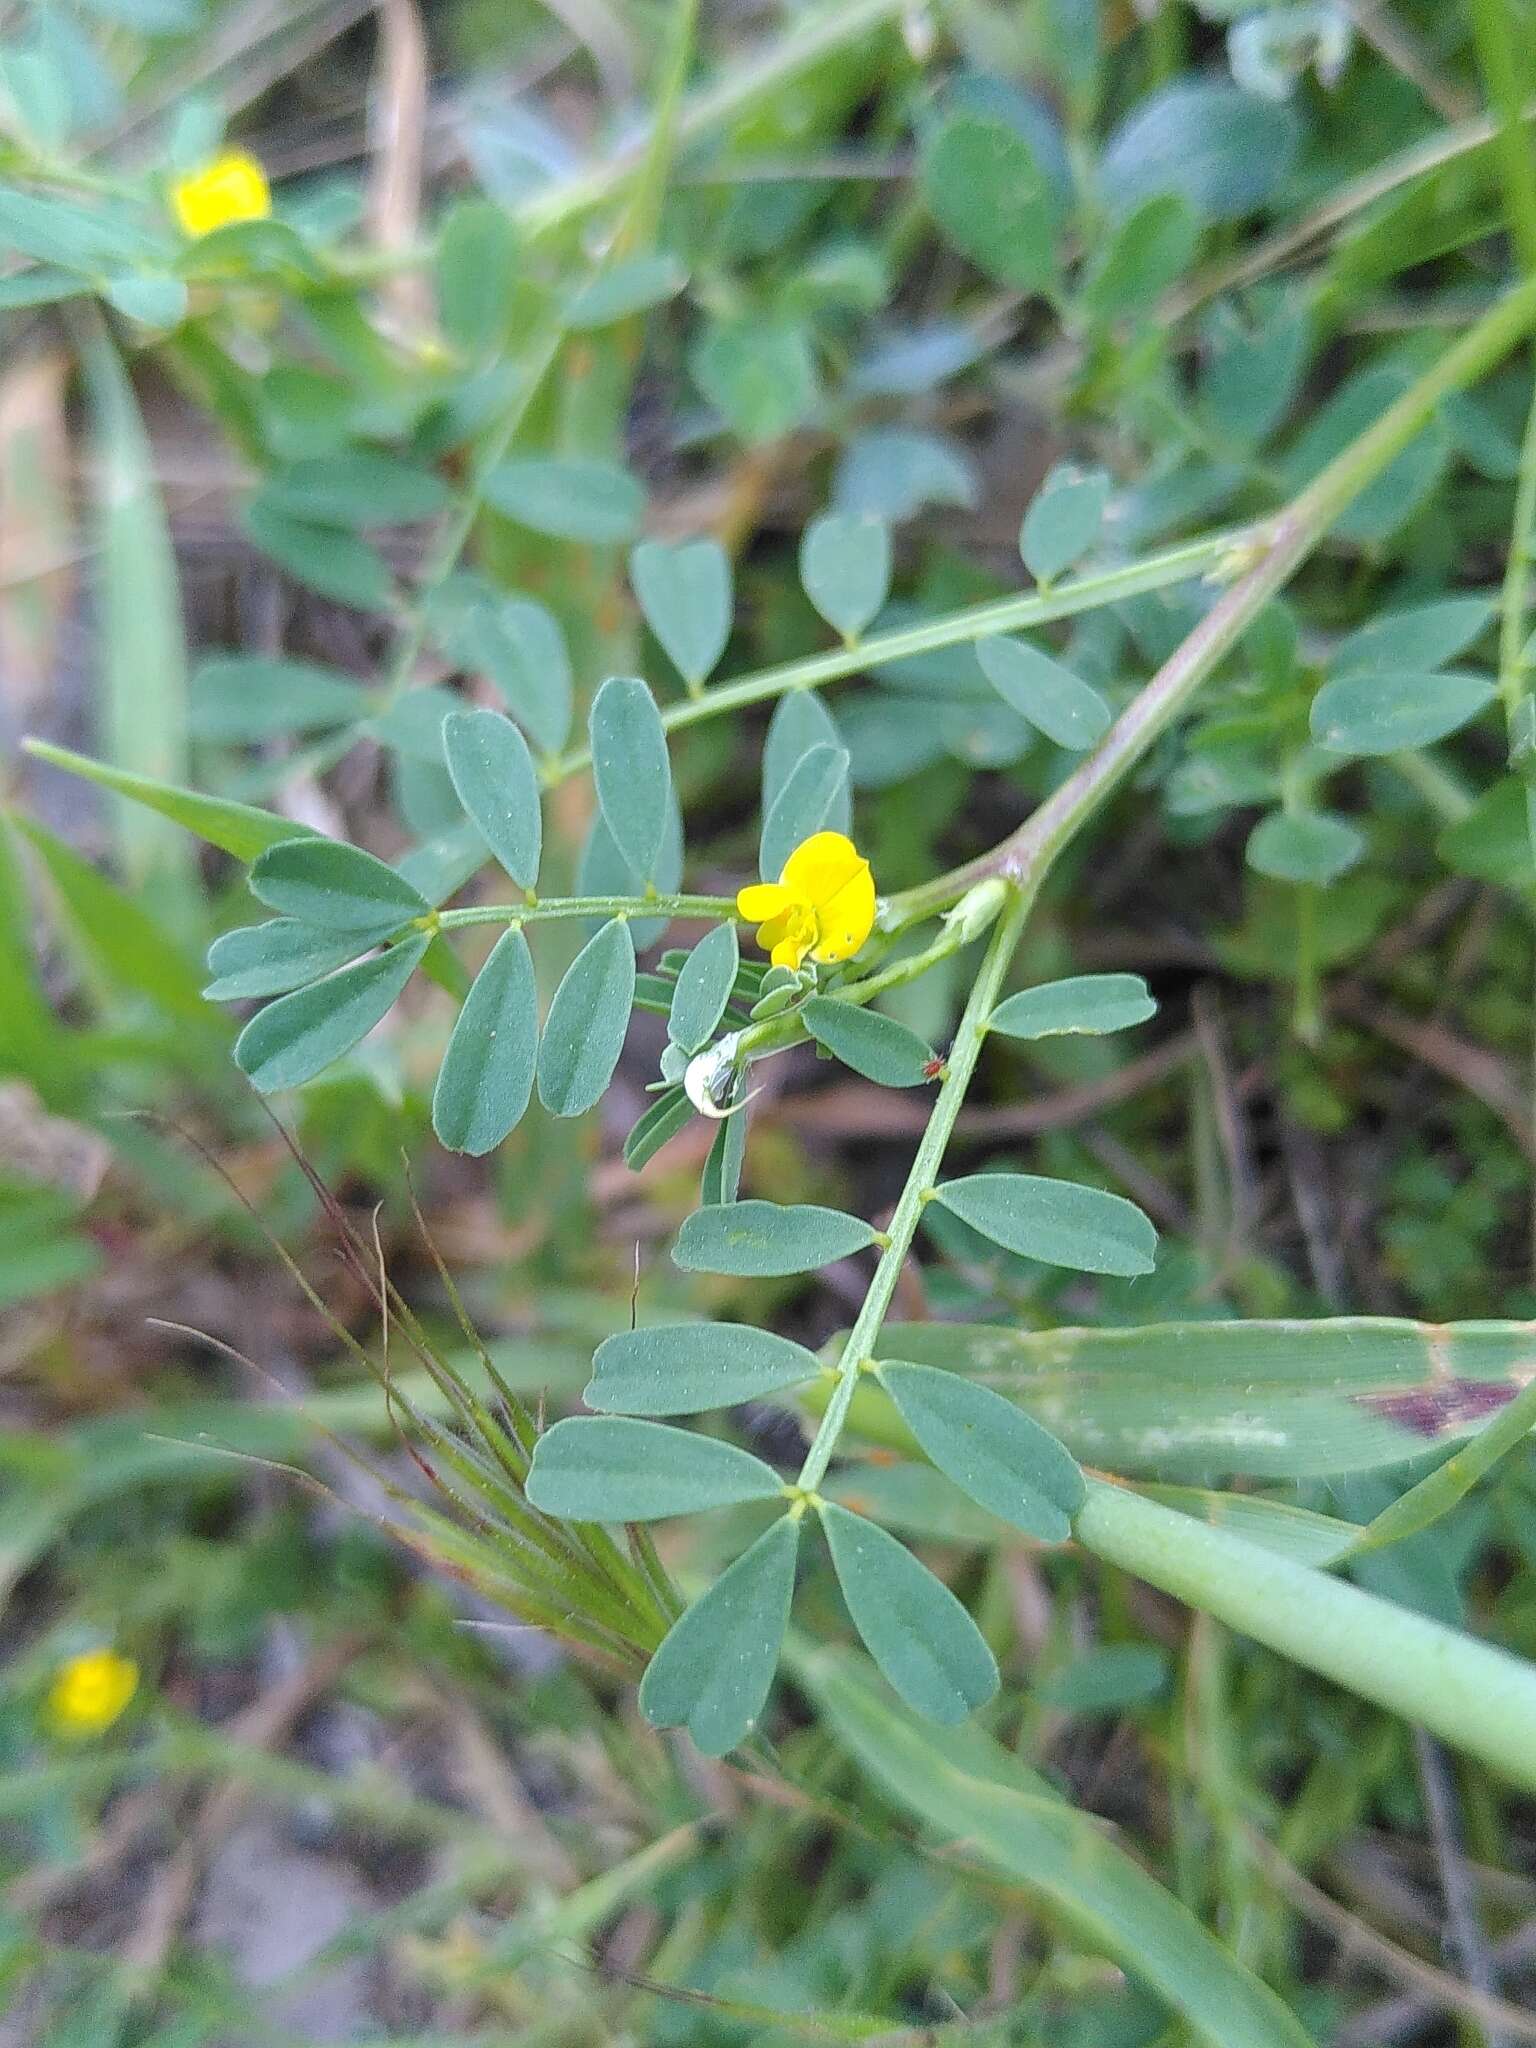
799,513,891,642
189,655,375,740
629,537,732,688
818,1500,998,1724
431,927,538,1155
802,997,936,1089
578,805,681,952
989,973,1156,1040
1018,463,1110,586
524,1416,784,1520
248,837,429,935
1329,597,1493,677
433,586,574,757
976,637,1111,751
759,743,852,882
589,676,672,883
566,251,687,329
484,455,645,544
919,113,1058,296
536,916,636,1117
1245,810,1363,885
204,919,369,1001
1310,669,1496,756
667,920,739,1055
877,1361,1085,1541
586,1322,821,1414
931,1172,1157,1277
442,707,542,891
763,693,849,832
234,934,429,1092
434,197,518,357
638,1515,800,1756
673,1200,880,1277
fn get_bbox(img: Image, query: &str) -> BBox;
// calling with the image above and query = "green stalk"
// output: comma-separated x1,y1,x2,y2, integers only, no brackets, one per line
795,885,1033,1493
893,273,1536,924
1468,0,1536,275
545,525,1251,786
435,892,737,931
1076,1480,1536,1794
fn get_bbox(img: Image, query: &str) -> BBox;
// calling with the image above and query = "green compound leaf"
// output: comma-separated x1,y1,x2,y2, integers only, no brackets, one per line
536,916,636,1117
586,1322,821,1414
189,655,374,739
803,997,935,1089
589,676,672,882
1310,668,1496,756
442,707,542,891
431,927,538,1155
932,1172,1157,1277
234,934,429,1092
668,921,739,1054
673,1200,879,1276
799,513,891,642
484,455,645,543
920,114,1058,295
204,920,369,1001
819,1501,998,1724
524,1416,785,1520
630,537,732,687
1245,810,1363,886
639,1515,800,1755
878,1361,1085,1541
759,742,851,882
989,973,1156,1040
249,837,430,935
566,252,688,329
763,693,850,833
22,738,318,863
1018,463,1110,586
976,637,1111,751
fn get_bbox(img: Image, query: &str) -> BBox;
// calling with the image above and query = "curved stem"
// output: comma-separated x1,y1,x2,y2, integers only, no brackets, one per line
794,884,1033,1494
544,526,1250,786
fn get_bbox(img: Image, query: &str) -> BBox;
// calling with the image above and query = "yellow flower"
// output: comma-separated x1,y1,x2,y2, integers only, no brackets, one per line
738,830,876,972
47,1650,139,1737
171,150,271,238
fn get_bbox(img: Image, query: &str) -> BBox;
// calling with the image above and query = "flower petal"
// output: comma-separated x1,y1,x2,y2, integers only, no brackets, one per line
779,831,865,910
811,862,877,962
737,881,790,922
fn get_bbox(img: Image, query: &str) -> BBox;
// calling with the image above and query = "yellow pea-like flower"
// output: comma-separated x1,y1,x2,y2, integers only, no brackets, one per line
46,1650,139,1737
170,150,271,238
737,830,876,972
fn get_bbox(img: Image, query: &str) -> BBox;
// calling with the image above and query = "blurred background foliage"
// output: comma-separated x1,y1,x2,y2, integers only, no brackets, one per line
6,0,1536,2041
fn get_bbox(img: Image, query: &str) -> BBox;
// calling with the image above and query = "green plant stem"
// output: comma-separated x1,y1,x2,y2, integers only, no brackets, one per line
1468,0,1536,276
794,884,1033,1494
435,892,737,930
1075,1480,1536,1795
544,525,1251,786
893,272,1536,925
1497,365,1536,733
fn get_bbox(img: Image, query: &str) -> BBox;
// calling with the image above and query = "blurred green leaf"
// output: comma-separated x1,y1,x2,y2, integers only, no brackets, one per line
1099,83,1298,221
799,514,891,641
692,317,818,442
1311,669,1496,755
485,456,644,542
989,973,1156,1040
977,637,1111,750
566,251,688,328
1246,810,1363,884
1019,464,1110,585
189,656,374,740
435,196,519,356
630,537,732,686
920,114,1057,293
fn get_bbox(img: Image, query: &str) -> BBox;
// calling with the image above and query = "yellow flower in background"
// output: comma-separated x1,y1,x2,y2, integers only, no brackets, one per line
738,831,876,972
171,150,271,238
47,1650,139,1737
